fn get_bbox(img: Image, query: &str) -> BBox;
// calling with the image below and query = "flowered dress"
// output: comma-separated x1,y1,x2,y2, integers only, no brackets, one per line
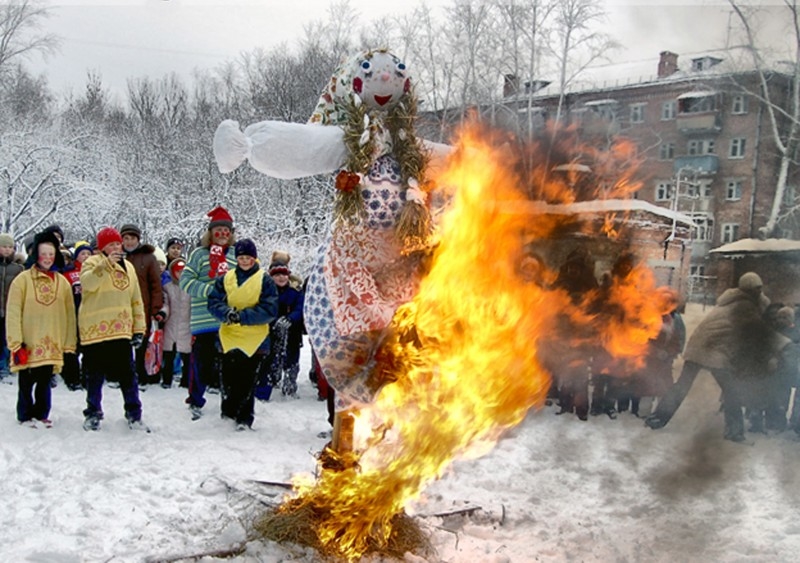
305,154,419,406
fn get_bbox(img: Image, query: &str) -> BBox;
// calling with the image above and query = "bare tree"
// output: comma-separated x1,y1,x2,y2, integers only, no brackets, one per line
0,130,114,239
548,0,618,124
0,63,51,120
493,0,558,139
0,0,58,77
445,0,498,116
727,0,800,238
399,3,459,141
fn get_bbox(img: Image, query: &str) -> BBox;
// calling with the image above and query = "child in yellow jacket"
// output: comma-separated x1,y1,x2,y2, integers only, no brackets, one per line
6,231,76,427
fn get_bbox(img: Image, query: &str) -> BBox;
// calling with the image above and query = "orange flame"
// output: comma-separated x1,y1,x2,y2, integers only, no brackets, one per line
285,124,674,559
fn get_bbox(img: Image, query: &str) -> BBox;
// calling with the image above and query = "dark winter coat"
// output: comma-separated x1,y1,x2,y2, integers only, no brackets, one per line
274,284,305,364
632,311,686,397
1,253,25,318
124,243,164,321
207,263,279,355
684,288,789,376
62,261,83,311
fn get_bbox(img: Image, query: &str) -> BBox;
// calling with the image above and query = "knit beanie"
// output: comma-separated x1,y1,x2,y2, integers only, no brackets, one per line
234,238,258,258
119,224,142,239
72,240,93,260
96,227,123,251
738,272,763,293
207,206,234,230
165,237,184,249
153,247,167,266
168,258,186,279
777,306,795,325
0,233,14,247
269,262,290,276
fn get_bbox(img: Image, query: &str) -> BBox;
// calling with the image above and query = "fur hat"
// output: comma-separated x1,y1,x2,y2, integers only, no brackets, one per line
32,231,65,270
738,272,763,293
96,227,123,251
271,250,291,265
207,206,234,230
269,262,290,276
119,224,142,239
43,224,64,242
234,238,257,258
0,233,14,247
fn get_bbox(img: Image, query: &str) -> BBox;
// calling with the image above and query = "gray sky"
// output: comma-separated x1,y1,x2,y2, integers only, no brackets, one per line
28,0,791,101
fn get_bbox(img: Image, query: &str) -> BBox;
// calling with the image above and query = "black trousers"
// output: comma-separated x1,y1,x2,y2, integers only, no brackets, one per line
651,361,744,438
220,349,260,427
162,349,190,387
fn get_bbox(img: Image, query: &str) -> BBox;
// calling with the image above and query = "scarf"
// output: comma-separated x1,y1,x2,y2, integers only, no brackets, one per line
208,244,229,278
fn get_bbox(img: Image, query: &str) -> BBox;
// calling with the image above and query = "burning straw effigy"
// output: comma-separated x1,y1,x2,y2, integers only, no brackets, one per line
251,124,675,561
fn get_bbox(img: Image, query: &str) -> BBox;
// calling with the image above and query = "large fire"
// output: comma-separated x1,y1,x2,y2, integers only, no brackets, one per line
269,125,674,560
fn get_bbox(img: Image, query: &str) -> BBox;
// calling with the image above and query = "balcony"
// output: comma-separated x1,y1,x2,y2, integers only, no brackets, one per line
676,112,722,134
674,155,719,175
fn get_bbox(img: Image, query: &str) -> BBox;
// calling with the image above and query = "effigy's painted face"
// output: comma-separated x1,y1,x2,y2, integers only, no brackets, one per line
351,51,410,111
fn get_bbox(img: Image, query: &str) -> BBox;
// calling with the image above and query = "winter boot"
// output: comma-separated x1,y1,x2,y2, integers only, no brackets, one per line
281,364,300,398
127,419,151,433
83,415,101,431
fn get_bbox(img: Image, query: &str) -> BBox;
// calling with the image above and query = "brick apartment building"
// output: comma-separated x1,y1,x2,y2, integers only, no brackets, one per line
426,50,798,302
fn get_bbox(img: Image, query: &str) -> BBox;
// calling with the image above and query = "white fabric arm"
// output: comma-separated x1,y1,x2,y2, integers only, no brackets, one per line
213,119,348,179
422,139,454,177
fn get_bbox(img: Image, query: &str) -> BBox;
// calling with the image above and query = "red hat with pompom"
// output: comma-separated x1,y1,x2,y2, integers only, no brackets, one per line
207,206,234,230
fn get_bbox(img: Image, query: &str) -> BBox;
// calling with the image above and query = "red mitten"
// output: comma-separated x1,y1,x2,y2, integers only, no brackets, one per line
13,346,28,367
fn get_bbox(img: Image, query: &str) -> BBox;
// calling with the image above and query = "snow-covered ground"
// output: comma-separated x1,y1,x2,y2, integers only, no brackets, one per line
1,303,800,562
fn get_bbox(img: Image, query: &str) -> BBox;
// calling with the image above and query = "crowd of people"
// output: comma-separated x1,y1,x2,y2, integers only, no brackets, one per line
2,215,800,442
541,251,800,443
0,206,315,432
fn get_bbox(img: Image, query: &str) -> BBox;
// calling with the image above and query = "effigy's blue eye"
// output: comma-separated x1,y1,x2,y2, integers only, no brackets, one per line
361,60,372,72
396,62,406,72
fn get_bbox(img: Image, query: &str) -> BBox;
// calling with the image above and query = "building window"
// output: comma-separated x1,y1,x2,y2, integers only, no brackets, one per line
655,181,672,202
729,138,747,158
726,179,742,201
661,101,676,120
659,143,675,160
678,94,716,114
731,94,748,115
721,223,739,243
688,139,715,155
630,103,646,123
689,213,714,241
683,179,711,199
690,265,706,277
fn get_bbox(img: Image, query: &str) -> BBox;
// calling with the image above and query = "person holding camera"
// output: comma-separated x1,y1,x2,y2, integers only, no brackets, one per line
78,227,148,432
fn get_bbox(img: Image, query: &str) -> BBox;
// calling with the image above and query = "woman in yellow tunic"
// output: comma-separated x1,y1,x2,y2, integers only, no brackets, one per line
208,239,278,430
6,231,76,427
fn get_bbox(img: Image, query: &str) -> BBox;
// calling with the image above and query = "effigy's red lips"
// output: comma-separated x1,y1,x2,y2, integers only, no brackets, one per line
374,94,392,106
